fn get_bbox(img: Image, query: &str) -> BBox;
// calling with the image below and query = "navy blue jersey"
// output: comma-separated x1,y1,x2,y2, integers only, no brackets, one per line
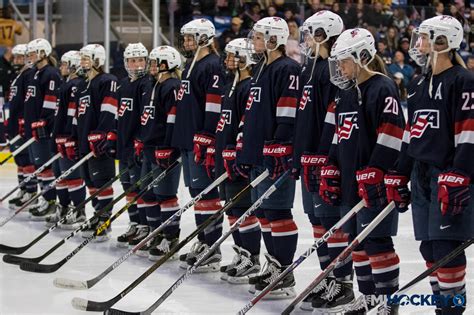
139,77,180,148
116,75,152,160
215,77,251,175
171,53,224,150
293,57,337,169
52,77,83,138
404,65,474,178
330,74,405,206
6,67,35,137
237,56,301,166
23,65,62,138
74,73,118,155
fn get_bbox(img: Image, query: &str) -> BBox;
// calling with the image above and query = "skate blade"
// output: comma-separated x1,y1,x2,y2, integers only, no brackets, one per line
29,216,49,222
179,261,188,269
148,254,178,262
227,274,258,285
192,263,220,273
299,301,314,311
91,235,109,243
220,273,229,281
115,242,130,249
60,223,85,230
254,287,296,300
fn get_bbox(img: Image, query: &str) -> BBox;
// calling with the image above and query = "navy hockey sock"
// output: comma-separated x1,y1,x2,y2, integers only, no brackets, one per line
420,240,440,295
137,198,149,226
24,165,38,193
352,247,375,295
88,186,99,210
96,185,113,216
17,166,25,187
227,214,243,248
67,179,86,207
366,237,399,295
266,209,298,266
329,230,352,280
56,180,70,207
195,198,223,246
39,168,56,202
159,197,180,238
144,201,161,231
125,192,140,224
233,208,260,256
256,208,274,257
313,224,331,270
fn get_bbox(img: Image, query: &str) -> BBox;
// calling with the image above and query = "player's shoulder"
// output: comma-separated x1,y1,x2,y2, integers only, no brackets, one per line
451,65,474,88
274,56,301,73
99,73,118,84
161,77,180,93
366,73,398,96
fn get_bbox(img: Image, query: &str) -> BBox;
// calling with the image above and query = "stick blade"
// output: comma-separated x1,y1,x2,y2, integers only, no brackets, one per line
105,308,141,315
53,277,88,290
71,297,89,311
71,297,114,312
2,254,36,265
0,243,27,255
19,261,60,273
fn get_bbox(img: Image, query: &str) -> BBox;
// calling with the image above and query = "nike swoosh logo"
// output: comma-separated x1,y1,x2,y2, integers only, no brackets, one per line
192,178,199,182
417,78,425,85
407,92,416,98
34,157,39,161
92,172,99,176
142,92,147,95
440,225,451,230
361,223,369,228
314,204,321,209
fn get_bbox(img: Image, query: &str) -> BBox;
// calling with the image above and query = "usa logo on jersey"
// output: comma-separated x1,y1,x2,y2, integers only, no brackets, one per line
246,87,261,111
8,86,17,102
78,95,91,116
299,85,312,110
216,109,232,132
410,109,439,139
337,111,359,141
25,86,36,102
140,105,155,125
118,98,133,117
177,80,190,100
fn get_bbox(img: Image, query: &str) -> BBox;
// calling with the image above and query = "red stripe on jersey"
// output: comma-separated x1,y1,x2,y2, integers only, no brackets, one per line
44,94,57,102
327,101,336,112
168,106,177,115
276,96,297,108
102,96,118,107
68,102,76,109
206,94,221,103
376,122,404,138
454,118,474,134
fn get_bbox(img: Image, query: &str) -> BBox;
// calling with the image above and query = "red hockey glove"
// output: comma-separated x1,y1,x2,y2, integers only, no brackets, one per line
31,119,48,141
319,164,341,206
263,141,293,180
65,139,79,161
438,170,471,217
155,147,179,169
88,131,107,157
193,132,215,165
55,136,69,158
204,146,216,179
106,130,117,158
222,146,239,181
356,167,387,208
384,171,411,213
301,153,327,193
18,118,25,137
133,139,144,165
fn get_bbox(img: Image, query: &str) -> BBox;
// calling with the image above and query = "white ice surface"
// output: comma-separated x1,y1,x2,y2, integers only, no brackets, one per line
0,163,472,315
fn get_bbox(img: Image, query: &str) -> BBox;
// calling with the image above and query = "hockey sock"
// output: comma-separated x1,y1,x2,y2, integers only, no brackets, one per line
88,186,98,210
23,165,38,193
365,237,399,295
56,179,70,207
420,240,440,295
426,262,441,296
39,168,56,201
234,207,261,256
17,166,25,189
352,246,375,295
95,181,113,216
320,216,352,280
137,198,148,226
125,192,140,224
227,214,243,248
159,197,180,238
189,188,205,243
67,179,86,207
143,197,161,231
310,214,331,271
266,209,298,266
255,208,274,257
195,198,222,246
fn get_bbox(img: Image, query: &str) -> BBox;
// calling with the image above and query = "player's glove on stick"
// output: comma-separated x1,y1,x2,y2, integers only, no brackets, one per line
356,167,387,208
301,153,327,193
88,131,108,157
263,141,293,180
65,138,79,161
438,170,471,217
18,118,25,137
193,132,215,165
205,146,215,179
106,130,117,158
222,146,239,181
155,147,179,169
384,171,410,213
133,139,144,165
55,136,69,158
31,120,48,141
319,164,341,206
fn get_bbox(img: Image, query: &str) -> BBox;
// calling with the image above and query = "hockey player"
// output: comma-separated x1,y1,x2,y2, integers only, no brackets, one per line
138,45,182,261
47,50,86,229
212,38,262,283
112,43,153,249
23,38,62,220
69,44,118,242
293,11,354,312
321,28,404,314
6,44,38,210
171,18,225,272
236,17,301,298
398,15,474,314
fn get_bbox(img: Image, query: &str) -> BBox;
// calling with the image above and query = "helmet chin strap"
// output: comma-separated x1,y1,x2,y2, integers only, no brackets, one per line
428,46,450,98
186,45,201,79
305,42,320,85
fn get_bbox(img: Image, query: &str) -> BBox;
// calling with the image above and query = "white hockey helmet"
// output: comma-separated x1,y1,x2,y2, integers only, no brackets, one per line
409,15,463,67
61,50,81,71
300,10,344,58
328,28,376,89
225,38,256,70
80,44,106,68
124,42,149,79
149,45,182,71
27,38,52,57
180,18,215,49
252,16,289,49
12,44,27,56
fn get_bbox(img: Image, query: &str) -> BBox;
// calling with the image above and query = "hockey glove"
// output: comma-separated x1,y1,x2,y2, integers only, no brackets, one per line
106,130,117,158
31,120,48,141
65,139,79,161
193,132,215,165
55,136,69,158
263,141,293,180
155,147,179,169
133,139,144,165
438,170,471,217
384,171,411,212
356,167,387,208
205,146,215,179
319,164,341,206
88,131,107,157
18,118,25,137
222,146,239,181
301,153,327,193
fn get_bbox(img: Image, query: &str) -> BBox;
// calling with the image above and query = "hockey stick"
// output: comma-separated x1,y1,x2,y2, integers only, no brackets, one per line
0,152,94,228
0,166,130,255
56,171,228,291
369,237,474,314
18,159,182,273
0,137,35,166
105,170,290,315
7,134,22,146
281,201,396,315
2,158,158,265
238,199,366,314
0,152,61,202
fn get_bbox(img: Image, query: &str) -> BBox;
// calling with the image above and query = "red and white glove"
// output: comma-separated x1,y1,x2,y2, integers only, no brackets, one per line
31,120,48,141
133,139,144,165
263,141,293,179
193,132,215,165
88,131,107,157
438,170,471,217
319,164,341,206
106,130,117,158
18,118,25,137
205,146,215,179
155,147,179,169
301,153,327,193
356,167,386,208
222,146,238,181
55,136,69,158
384,172,411,212
65,139,79,161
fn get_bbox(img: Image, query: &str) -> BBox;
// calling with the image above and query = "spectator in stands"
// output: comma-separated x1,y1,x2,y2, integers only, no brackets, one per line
467,56,474,72
398,36,417,69
218,17,247,51
286,18,301,64
389,8,409,33
243,2,263,31
283,7,301,26
266,5,280,18
305,0,322,19
469,9,474,53
377,39,392,65
0,47,14,96
393,72,408,112
389,50,414,86
0,6,22,54
433,0,445,16
341,3,358,28
386,26,399,55
364,1,388,29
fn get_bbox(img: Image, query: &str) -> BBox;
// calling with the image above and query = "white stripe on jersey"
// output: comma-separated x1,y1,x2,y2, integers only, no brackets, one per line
205,102,221,113
324,111,335,125
166,114,176,124
43,100,57,109
276,107,296,118
101,103,117,115
376,133,402,151
455,131,474,147
67,108,76,117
